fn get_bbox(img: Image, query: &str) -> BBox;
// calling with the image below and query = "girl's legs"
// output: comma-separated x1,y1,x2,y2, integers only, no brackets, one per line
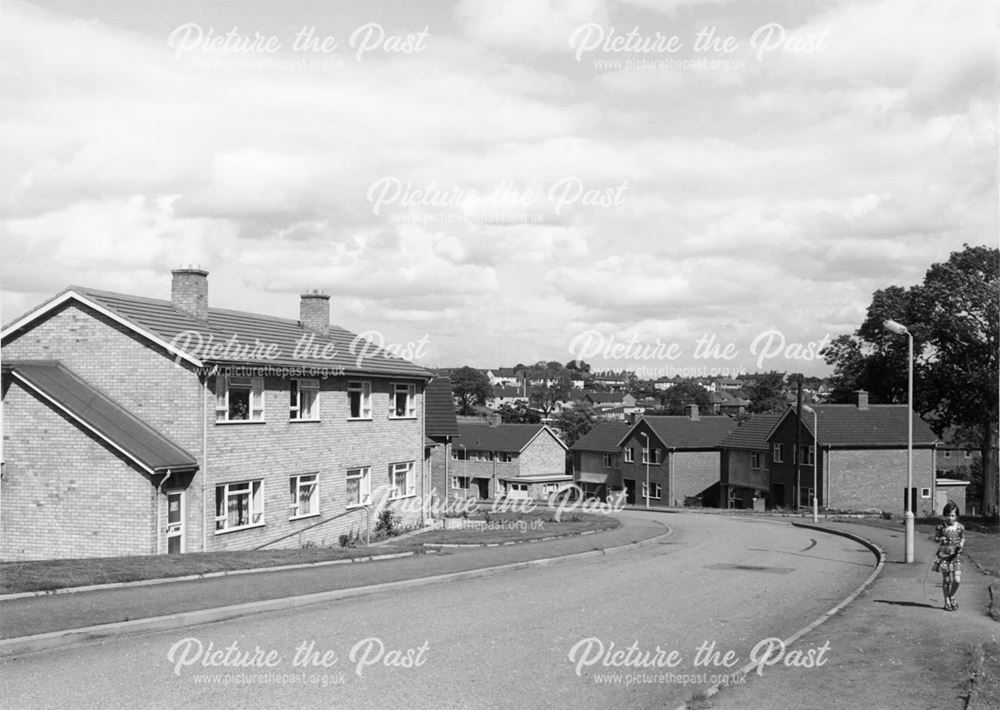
949,570,961,609
942,571,954,609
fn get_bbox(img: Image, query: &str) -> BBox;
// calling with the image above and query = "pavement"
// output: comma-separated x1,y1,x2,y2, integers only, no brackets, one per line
1,512,998,710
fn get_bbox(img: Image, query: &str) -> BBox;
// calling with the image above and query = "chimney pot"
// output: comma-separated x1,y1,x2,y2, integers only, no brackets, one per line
171,268,209,321
300,291,331,336
855,390,869,410
687,403,700,421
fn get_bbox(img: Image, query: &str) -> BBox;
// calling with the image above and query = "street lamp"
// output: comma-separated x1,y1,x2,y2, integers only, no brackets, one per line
640,432,650,509
802,405,819,523
883,318,915,564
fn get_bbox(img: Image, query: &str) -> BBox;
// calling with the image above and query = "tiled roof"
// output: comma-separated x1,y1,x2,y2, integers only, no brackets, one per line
626,415,738,450
492,386,523,398
5,360,198,475
570,422,631,452
13,286,431,379
791,404,938,448
586,392,625,403
718,413,784,451
425,377,459,437
453,423,566,452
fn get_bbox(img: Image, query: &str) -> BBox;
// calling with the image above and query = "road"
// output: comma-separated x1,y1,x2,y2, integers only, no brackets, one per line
1,512,875,709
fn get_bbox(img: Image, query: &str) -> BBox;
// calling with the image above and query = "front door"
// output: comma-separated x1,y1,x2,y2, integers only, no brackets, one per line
624,479,636,505
166,491,185,554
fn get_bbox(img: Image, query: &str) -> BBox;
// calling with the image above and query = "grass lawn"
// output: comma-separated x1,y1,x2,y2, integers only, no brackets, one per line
0,510,620,595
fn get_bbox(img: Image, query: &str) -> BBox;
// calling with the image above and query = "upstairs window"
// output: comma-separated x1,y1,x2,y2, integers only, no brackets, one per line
216,376,264,422
391,383,416,418
624,447,634,463
348,381,372,419
751,452,764,470
773,443,784,463
289,379,320,421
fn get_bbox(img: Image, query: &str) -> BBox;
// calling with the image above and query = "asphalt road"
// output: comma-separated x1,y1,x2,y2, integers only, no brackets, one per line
1,512,875,709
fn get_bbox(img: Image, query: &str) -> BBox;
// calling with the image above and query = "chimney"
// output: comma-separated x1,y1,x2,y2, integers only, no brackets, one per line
855,390,869,410
171,268,209,321
300,290,330,336
687,404,700,421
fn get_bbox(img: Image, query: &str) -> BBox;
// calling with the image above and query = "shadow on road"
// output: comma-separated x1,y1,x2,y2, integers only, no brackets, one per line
873,599,938,609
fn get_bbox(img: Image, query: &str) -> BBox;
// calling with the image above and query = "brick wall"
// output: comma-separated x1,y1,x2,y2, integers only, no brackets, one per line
826,448,936,515
672,451,722,506
1,382,156,560
514,431,567,477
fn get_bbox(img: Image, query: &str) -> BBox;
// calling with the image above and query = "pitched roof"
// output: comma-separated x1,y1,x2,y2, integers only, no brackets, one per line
718,413,784,451
623,415,738,450
424,377,459,437
3,287,431,379
570,422,631,452
453,423,567,452
586,392,625,403
773,404,938,448
4,360,198,475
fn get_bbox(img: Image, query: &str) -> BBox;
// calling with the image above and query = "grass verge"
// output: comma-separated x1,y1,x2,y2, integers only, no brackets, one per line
965,641,1000,710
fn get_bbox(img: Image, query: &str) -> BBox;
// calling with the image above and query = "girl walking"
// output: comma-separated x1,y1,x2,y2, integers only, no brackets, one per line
932,502,965,611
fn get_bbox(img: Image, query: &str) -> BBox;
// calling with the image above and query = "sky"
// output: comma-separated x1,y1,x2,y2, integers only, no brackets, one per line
1,0,996,379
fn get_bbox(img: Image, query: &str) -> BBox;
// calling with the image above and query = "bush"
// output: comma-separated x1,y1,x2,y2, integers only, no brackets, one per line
338,532,361,548
375,509,402,536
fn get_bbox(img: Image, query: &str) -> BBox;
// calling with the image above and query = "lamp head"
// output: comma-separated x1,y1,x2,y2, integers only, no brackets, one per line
883,319,909,335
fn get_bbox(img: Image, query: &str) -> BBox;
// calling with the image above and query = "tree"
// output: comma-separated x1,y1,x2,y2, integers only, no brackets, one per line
451,366,492,415
659,382,712,415
495,400,541,424
526,361,572,417
824,244,999,513
744,371,787,413
552,403,597,448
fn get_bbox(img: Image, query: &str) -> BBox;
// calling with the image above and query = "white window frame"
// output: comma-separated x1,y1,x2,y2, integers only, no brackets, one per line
390,461,416,499
751,452,763,470
289,379,320,421
346,466,371,508
289,473,319,519
451,475,471,491
773,443,784,463
943,450,951,459
602,453,612,468
215,480,264,532
348,381,372,420
215,376,265,423
964,451,972,459
799,445,815,466
498,452,514,463
651,448,662,465
542,483,559,494
641,482,662,500
391,382,417,418
624,447,634,463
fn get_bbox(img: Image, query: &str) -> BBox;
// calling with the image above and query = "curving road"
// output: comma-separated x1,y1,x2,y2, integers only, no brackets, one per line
1,511,875,709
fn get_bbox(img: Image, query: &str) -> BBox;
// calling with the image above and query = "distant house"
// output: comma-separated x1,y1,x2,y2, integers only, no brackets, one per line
717,413,783,509
488,385,526,408
569,422,630,500
765,391,939,515
586,391,636,407
1,269,432,561
486,368,523,388
443,423,570,500
618,407,738,507
709,391,750,416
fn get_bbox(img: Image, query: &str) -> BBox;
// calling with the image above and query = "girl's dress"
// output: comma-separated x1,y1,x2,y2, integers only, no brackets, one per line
933,522,965,572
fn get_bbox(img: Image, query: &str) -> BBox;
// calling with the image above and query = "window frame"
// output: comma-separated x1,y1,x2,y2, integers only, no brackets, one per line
624,447,634,464
289,379,320,421
773,443,784,463
799,445,815,466
289,473,319,519
390,461,416,499
346,466,372,508
215,376,265,423
215,479,264,533
347,381,372,420
751,452,764,470
390,382,417,419
451,475,471,491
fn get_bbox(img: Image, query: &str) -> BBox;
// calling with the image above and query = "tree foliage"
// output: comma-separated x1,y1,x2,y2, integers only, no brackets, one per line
659,382,712,415
824,244,999,512
495,400,541,424
744,371,787,413
451,366,492,415
526,361,572,416
552,403,597,448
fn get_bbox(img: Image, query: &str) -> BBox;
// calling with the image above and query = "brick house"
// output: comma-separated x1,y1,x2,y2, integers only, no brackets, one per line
444,423,570,500
569,421,629,501
765,392,938,515
717,413,783,509
425,376,459,506
618,408,738,507
1,269,432,560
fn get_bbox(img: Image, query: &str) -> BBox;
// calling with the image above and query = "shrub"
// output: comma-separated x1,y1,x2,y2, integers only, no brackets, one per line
375,509,402,536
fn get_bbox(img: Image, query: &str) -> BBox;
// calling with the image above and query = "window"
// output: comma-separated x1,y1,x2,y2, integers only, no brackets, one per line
391,383,416,418
289,379,320,421
603,453,612,468
498,452,514,463
799,445,815,466
921,487,931,499
348,381,372,419
346,467,371,507
215,376,264,422
643,447,661,465
964,451,972,459
651,448,662,465
798,486,814,507
289,473,319,518
452,448,466,461
543,483,559,494
215,480,263,531
642,482,662,500
624,447,634,463
390,461,415,498
773,443,784,463
451,476,471,491
751,452,764,470
943,450,951,459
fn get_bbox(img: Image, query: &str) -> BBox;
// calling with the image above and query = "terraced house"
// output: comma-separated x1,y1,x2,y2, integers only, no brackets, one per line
1,268,432,561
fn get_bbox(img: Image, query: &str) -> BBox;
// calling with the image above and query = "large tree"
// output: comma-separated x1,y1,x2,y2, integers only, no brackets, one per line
526,361,572,417
744,371,788,413
658,382,712,415
824,244,999,513
552,403,597,448
451,366,492,415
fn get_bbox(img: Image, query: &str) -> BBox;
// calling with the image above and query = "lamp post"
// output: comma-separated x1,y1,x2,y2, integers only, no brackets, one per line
884,319,915,564
802,405,819,523
640,432,650,509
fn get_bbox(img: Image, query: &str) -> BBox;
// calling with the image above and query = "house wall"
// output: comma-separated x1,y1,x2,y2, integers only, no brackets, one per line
672,451,722,506
826,448,936,516
767,416,823,509
1,381,156,560
515,431,567,478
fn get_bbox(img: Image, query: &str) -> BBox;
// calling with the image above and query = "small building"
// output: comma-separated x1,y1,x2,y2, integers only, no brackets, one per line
570,422,630,500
